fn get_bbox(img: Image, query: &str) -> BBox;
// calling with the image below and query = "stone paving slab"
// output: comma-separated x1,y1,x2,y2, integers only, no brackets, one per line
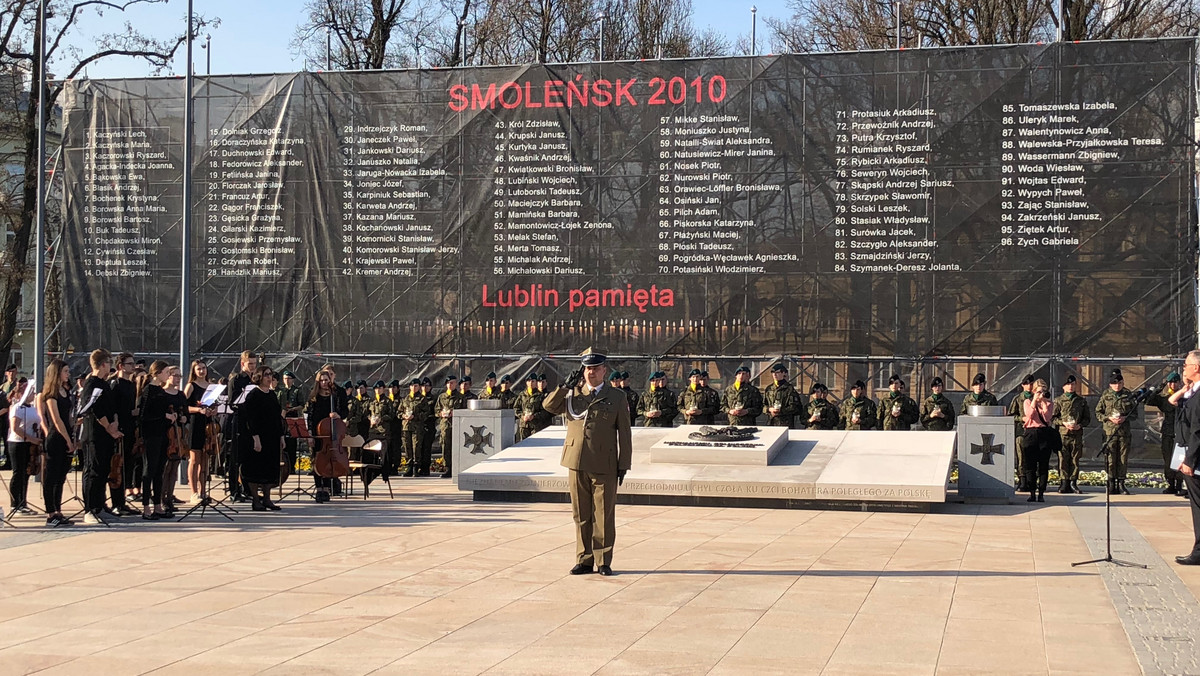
0,475,1196,675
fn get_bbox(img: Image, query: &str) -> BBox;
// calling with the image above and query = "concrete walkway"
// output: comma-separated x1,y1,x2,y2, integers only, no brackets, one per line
0,479,1196,675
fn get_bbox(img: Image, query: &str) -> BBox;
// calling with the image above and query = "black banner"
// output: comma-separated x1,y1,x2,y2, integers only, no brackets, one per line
61,40,1197,358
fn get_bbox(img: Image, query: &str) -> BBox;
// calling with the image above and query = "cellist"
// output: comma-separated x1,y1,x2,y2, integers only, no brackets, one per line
305,368,348,503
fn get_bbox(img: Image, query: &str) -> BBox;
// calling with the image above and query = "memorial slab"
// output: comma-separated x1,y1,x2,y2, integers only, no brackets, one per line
450,408,515,478
459,426,955,510
648,425,790,465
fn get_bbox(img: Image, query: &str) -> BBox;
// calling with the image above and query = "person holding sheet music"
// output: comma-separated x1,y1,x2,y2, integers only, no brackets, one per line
185,360,218,504
137,361,176,521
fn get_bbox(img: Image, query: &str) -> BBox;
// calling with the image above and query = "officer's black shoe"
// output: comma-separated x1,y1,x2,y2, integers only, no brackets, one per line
569,564,594,575
1026,493,1037,503
1058,483,1072,494
1175,555,1200,565
1163,486,1177,494
598,565,614,576
1179,488,1190,498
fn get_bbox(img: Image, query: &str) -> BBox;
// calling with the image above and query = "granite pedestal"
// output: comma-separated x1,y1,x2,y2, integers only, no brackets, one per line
648,426,790,465
459,427,955,511
450,409,515,479
956,414,1016,503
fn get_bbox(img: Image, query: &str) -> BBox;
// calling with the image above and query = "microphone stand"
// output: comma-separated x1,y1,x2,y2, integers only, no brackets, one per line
1072,431,1146,569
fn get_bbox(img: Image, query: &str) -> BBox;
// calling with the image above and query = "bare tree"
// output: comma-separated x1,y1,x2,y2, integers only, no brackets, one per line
294,0,433,70
0,0,210,369
768,0,1197,52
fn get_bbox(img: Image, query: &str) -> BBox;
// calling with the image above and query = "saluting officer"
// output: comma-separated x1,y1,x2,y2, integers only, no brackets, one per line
804,383,840,430
679,369,718,425
842,380,878,430
722,366,763,426
920,377,956,431
1008,376,1035,491
1052,374,1090,493
961,373,1000,414
542,351,632,577
637,371,677,427
1095,368,1137,494
764,363,804,428
879,376,920,431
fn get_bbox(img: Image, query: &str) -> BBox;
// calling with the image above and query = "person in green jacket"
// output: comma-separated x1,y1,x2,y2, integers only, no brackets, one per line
879,376,919,431
804,383,840,430
961,373,1000,414
920,377,956,431
1008,375,1034,491
841,380,878,430
1051,374,1091,493
763,363,805,428
722,366,763,426
1095,368,1137,494
637,371,677,427
678,369,719,425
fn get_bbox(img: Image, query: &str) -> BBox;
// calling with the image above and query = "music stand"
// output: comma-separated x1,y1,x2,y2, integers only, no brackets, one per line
279,418,316,501
177,446,236,522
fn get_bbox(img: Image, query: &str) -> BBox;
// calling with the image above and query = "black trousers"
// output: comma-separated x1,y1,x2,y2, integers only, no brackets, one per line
82,433,115,514
8,441,30,509
141,435,166,509
120,433,140,497
1022,430,1053,493
1184,473,1200,557
42,434,70,514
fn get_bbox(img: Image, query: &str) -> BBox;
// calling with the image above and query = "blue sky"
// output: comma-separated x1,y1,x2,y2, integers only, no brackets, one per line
64,0,791,79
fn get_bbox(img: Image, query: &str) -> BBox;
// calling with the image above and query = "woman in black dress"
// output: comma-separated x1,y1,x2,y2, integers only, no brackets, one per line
138,361,177,520
305,369,348,503
37,359,75,527
160,366,189,515
184,360,216,504
240,366,284,511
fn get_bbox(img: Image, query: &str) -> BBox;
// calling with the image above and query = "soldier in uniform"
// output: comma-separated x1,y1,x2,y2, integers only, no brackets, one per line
841,380,878,430
1096,368,1137,494
920,377,956,431
804,383,840,430
497,374,519,410
435,376,466,478
960,373,1000,414
399,378,432,477
384,379,404,476
276,370,305,479
1094,367,1137,494
342,380,355,399
459,375,477,402
514,374,539,441
363,380,394,484
479,373,502,401
530,374,555,434
879,376,920,431
763,363,804,428
347,379,371,439
1008,376,1035,491
636,371,677,427
542,351,632,577
618,371,639,421
679,369,719,425
1052,374,1090,493
722,366,763,426
1147,372,1186,496
418,377,436,476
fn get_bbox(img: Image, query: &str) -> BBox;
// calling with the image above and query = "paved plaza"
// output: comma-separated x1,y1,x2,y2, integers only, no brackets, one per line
0,479,1198,675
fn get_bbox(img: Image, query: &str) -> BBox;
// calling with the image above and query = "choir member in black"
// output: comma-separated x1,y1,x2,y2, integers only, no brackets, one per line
78,349,123,524
160,366,189,515
137,361,177,520
6,378,37,517
37,359,75,527
184,360,217,504
111,352,139,514
240,366,284,511
305,369,349,503
224,350,258,503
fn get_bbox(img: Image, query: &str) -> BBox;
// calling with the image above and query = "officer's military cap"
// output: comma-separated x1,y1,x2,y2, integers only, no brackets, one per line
580,349,607,366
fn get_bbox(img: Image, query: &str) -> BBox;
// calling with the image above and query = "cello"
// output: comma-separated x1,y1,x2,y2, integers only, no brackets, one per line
314,393,349,478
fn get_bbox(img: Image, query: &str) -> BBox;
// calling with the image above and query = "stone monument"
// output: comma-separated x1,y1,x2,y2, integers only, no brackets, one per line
451,400,515,479
956,405,1015,502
